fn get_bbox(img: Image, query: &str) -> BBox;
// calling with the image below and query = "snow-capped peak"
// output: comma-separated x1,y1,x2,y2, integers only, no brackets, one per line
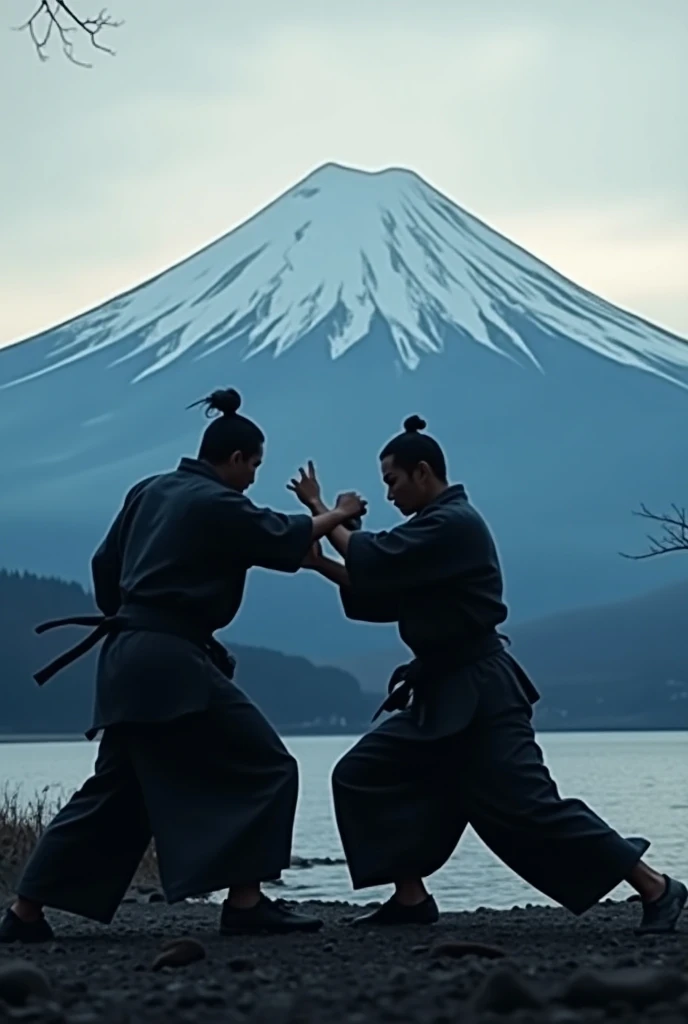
5,162,688,388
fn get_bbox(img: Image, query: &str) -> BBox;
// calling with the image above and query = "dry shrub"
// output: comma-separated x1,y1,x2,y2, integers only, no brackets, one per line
0,784,159,893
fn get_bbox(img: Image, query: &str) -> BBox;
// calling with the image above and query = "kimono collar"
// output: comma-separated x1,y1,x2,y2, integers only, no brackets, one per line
425,483,467,510
177,457,228,486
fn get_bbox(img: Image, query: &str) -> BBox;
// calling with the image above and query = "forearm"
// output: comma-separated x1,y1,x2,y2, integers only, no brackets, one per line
308,499,353,557
327,523,353,558
313,556,350,587
311,508,349,541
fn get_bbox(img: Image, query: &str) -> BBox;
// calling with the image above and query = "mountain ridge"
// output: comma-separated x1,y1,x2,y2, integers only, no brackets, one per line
2,163,686,387
0,163,686,656
4,162,687,359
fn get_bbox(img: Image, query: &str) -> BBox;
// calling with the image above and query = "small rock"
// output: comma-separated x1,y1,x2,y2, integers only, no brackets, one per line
473,966,545,1014
61,980,88,995
0,961,53,1007
431,940,506,960
614,955,640,969
547,1011,583,1024
322,943,335,953
228,956,256,973
289,856,313,868
411,945,429,955
387,967,407,985
557,967,688,1009
151,938,206,971
148,892,166,904
6,1003,66,1023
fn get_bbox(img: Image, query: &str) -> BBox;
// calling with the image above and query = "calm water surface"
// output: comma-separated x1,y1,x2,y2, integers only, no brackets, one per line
1,731,686,911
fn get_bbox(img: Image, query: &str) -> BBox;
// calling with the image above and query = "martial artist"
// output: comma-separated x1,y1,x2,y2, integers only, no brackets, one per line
1,388,365,942
290,415,686,934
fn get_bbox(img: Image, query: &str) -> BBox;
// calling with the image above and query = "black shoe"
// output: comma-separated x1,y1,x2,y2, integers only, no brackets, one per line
0,908,54,944
351,895,440,927
219,895,323,935
636,876,687,935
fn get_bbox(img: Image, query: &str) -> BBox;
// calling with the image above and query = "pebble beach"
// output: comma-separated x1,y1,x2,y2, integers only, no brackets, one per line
0,891,686,1023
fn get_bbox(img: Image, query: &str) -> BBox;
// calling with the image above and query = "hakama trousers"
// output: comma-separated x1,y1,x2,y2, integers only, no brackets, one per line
332,653,648,915
17,683,298,923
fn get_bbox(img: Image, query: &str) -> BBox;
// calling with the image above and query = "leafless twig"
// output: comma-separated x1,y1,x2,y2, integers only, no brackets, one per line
16,1,122,67
620,503,688,560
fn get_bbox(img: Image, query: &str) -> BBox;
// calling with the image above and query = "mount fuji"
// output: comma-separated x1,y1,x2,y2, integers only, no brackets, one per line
0,163,686,662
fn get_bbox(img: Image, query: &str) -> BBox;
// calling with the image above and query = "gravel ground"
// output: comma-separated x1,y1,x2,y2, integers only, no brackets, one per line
0,894,686,1023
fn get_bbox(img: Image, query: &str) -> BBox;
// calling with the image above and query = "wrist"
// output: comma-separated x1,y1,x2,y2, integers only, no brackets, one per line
309,498,329,515
330,507,350,525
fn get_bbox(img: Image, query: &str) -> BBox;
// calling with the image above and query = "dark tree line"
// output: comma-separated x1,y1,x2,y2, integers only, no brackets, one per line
0,570,371,736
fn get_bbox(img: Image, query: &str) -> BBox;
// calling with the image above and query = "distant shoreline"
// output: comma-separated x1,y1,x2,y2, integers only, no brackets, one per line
1,725,687,744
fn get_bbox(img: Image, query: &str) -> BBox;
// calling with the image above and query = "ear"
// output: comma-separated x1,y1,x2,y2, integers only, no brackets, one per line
414,460,433,482
228,449,244,466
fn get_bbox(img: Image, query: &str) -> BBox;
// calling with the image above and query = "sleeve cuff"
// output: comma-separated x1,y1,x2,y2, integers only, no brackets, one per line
285,513,315,572
345,530,376,590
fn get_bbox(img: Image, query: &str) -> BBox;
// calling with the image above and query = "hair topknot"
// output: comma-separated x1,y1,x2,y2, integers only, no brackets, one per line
403,414,427,433
188,387,242,418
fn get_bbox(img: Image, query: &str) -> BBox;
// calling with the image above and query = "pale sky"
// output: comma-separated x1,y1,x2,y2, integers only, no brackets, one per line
1,0,686,348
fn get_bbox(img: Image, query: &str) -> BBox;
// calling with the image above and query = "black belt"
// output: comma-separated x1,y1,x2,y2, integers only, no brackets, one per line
372,632,509,723
33,607,235,686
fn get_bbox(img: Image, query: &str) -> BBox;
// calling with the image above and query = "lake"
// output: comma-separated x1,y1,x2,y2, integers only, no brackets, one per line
1,731,686,911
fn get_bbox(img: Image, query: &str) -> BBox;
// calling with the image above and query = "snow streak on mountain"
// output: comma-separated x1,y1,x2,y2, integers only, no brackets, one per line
5,163,688,389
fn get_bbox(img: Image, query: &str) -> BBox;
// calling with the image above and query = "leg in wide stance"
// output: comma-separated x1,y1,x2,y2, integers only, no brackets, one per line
2,686,323,942
332,662,686,933
1,731,151,943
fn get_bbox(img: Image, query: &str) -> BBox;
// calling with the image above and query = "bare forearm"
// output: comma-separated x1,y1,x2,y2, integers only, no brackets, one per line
311,509,349,541
327,523,352,558
308,499,353,557
313,556,350,587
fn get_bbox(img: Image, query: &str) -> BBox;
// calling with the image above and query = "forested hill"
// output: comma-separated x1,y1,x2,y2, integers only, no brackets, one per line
0,570,371,735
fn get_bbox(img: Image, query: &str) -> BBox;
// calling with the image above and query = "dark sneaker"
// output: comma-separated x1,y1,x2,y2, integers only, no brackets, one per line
351,895,439,927
0,908,54,944
219,895,323,935
636,876,687,935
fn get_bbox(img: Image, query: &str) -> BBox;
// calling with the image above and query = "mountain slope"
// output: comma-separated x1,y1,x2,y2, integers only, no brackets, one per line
2,163,687,385
0,163,686,659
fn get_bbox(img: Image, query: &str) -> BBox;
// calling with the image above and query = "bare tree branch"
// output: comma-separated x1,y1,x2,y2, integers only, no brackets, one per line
16,2,122,67
620,503,688,560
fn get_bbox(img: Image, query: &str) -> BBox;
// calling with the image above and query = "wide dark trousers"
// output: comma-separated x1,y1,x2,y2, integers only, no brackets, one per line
18,683,298,924
332,653,648,915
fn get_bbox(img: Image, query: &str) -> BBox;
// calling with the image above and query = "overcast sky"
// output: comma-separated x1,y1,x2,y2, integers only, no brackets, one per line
1,0,686,348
